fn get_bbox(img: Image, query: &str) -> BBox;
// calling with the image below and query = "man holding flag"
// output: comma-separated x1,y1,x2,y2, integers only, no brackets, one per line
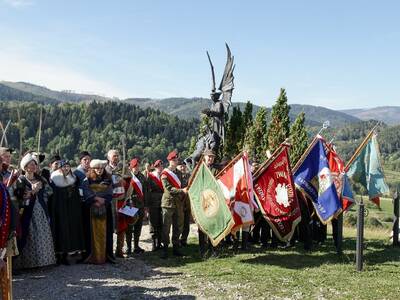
188,151,234,253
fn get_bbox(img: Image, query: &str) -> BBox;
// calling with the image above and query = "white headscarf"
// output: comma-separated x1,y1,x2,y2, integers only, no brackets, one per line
20,152,39,171
90,159,108,169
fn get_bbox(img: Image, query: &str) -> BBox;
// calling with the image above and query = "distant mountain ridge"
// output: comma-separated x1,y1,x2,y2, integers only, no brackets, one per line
124,98,360,127
0,81,114,103
340,106,400,125
2,80,400,127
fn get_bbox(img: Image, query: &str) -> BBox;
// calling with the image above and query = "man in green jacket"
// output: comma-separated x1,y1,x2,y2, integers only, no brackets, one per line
125,158,147,255
160,150,188,258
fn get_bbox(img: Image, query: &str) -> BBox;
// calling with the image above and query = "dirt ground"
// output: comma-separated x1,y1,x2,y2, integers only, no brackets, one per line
12,225,199,300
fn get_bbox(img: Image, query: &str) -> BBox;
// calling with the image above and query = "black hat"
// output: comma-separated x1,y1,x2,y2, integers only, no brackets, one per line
79,151,91,161
50,154,61,164
38,153,46,163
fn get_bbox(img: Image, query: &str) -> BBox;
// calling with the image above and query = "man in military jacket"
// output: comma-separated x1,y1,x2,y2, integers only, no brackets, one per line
125,158,147,255
177,160,191,247
160,150,187,258
147,159,164,251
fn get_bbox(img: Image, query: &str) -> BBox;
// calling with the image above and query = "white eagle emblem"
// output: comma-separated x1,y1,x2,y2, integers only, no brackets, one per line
318,167,333,195
275,183,290,208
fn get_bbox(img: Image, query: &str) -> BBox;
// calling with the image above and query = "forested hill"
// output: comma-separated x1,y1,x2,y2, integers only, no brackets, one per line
2,81,360,127
0,101,198,164
125,98,359,127
0,81,113,103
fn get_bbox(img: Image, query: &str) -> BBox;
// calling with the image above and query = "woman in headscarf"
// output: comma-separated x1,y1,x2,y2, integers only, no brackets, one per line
83,159,115,264
13,152,56,269
50,160,85,264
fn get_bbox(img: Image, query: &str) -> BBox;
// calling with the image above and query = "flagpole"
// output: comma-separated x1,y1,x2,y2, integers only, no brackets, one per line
345,123,380,171
215,151,243,179
17,108,23,161
37,107,43,153
253,142,289,181
292,135,319,174
356,195,365,271
187,157,203,189
393,189,399,247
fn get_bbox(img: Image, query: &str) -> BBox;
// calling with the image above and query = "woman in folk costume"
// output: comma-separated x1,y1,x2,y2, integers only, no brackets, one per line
50,160,85,264
13,152,56,269
83,159,115,264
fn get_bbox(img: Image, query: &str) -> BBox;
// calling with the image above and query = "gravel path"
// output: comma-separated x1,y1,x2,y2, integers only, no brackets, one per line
12,225,198,300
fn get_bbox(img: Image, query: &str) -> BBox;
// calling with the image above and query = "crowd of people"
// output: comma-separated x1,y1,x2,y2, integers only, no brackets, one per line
1,145,329,279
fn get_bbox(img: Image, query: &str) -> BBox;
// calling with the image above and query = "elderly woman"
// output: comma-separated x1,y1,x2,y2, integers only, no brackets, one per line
13,152,56,270
83,159,115,264
50,160,85,264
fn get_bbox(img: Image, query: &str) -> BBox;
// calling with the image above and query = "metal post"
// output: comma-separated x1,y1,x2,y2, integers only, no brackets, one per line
356,198,364,271
393,189,399,247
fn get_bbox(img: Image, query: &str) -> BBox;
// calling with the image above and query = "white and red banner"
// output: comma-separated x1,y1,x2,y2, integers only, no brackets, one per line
161,168,181,189
325,142,355,211
217,152,255,233
253,144,301,242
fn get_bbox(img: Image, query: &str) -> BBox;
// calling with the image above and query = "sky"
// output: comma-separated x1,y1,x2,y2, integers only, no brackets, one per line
1,0,400,109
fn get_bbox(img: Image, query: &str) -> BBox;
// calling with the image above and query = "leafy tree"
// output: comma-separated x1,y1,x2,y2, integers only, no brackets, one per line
224,106,243,158
239,101,253,150
0,101,198,166
289,112,308,166
246,107,268,162
267,88,291,152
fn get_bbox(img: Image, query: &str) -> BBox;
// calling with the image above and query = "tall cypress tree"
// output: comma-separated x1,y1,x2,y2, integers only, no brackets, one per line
289,112,308,166
267,88,291,152
239,101,253,150
242,101,253,128
224,106,243,158
246,107,268,162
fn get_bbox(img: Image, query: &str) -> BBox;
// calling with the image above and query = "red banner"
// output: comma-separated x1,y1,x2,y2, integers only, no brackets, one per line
253,145,301,241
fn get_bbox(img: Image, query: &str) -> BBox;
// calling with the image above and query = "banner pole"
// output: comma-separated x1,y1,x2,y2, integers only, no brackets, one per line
393,189,399,247
356,196,365,271
345,123,379,171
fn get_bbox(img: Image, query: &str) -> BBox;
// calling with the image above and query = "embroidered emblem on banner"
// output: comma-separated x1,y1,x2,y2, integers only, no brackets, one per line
201,189,220,218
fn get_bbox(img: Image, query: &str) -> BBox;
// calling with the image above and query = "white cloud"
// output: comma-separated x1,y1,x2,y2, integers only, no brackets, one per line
0,48,129,98
3,0,34,8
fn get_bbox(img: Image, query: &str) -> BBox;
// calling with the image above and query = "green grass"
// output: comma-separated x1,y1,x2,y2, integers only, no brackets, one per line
344,196,395,229
141,227,400,299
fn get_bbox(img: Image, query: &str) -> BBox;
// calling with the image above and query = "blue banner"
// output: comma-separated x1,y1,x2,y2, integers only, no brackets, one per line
294,138,342,223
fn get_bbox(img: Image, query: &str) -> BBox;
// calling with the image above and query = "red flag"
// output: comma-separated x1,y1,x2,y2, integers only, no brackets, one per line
253,144,301,241
217,152,254,233
370,196,380,208
325,142,355,211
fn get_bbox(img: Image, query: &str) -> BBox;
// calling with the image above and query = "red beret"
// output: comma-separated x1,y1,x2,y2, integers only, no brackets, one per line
130,158,140,169
153,159,163,167
167,150,178,161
